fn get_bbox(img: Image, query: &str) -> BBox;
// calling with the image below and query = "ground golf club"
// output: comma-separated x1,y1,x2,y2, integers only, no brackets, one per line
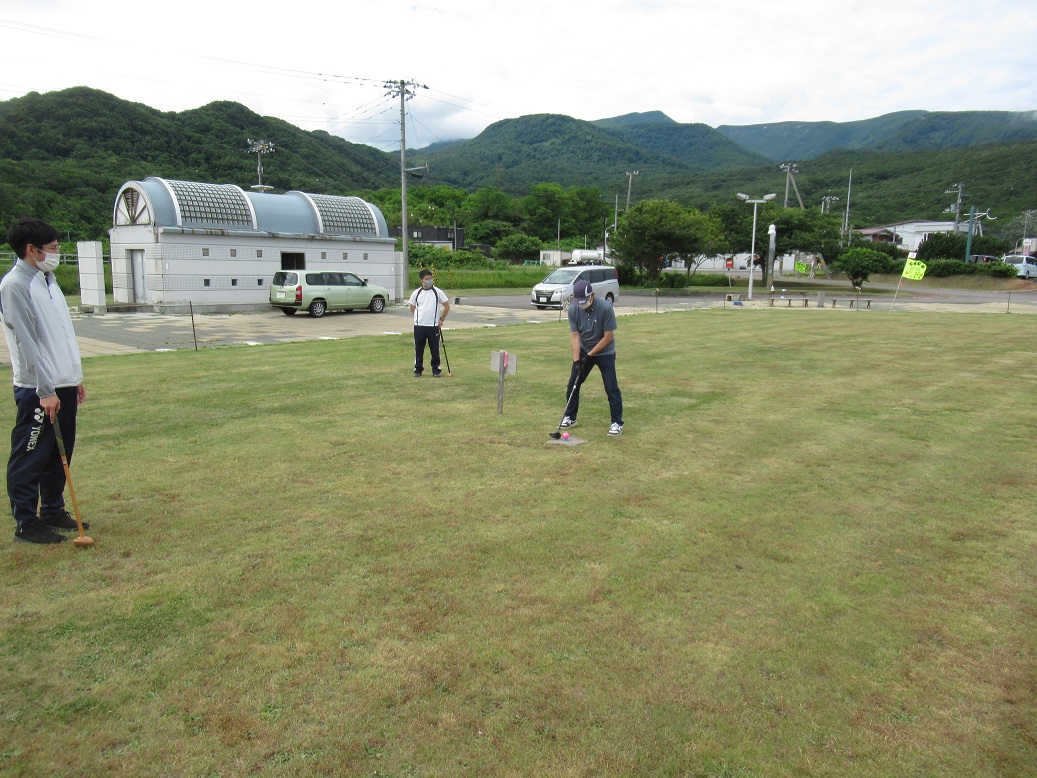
51,419,94,547
439,326,452,377
549,363,588,439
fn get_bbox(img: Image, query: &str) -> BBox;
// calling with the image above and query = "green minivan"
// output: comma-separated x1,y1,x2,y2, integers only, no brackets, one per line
269,271,390,317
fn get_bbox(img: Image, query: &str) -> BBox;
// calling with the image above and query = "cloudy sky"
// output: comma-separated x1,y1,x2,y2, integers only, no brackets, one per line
2,0,1035,151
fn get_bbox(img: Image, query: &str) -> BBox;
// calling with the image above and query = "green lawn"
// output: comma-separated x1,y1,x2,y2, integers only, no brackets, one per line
0,310,1034,777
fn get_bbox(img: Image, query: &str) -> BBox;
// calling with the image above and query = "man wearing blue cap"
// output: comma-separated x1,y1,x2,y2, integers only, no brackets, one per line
561,279,624,436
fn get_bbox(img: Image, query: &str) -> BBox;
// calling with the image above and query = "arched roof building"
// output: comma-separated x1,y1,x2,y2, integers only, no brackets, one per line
108,178,401,310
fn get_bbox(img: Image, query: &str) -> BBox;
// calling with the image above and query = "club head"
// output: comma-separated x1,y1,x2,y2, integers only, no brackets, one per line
549,432,562,440
73,535,95,547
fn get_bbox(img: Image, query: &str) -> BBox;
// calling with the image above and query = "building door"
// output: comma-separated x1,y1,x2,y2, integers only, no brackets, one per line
130,249,146,303
281,252,305,270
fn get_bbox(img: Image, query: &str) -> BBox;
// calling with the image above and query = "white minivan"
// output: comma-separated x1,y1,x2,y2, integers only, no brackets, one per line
1002,255,1037,279
531,266,620,309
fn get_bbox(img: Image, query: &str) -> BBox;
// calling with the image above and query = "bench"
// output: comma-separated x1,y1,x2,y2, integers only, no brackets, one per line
768,293,810,307
829,298,873,309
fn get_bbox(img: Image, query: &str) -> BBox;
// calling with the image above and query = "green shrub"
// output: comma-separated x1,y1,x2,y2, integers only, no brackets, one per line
925,259,970,277
975,261,1018,278
53,263,81,295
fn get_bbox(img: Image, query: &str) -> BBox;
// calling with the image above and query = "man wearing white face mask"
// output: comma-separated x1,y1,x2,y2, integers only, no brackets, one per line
562,279,624,436
0,218,87,544
407,268,450,377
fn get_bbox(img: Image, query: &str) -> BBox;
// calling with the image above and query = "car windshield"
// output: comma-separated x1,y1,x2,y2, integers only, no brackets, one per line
543,269,581,284
1005,257,1023,265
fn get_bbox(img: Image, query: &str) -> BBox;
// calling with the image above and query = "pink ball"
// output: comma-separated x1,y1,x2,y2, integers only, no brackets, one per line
562,432,570,440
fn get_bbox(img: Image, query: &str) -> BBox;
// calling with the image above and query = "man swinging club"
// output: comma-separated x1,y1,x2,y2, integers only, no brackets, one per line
560,280,624,437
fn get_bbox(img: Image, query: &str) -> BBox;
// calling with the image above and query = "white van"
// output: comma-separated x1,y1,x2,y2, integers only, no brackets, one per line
531,265,620,309
1002,255,1037,279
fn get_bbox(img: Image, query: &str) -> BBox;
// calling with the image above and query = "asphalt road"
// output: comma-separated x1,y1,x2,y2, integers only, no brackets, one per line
1,286,1033,364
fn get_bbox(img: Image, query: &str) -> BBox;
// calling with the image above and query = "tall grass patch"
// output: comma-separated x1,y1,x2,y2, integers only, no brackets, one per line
0,311,1033,776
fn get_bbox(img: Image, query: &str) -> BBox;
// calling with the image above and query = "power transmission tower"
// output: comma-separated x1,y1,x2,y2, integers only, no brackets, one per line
780,163,804,209
246,139,275,191
385,79,428,270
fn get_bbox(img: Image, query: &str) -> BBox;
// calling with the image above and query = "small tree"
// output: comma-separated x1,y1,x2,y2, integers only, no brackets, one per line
831,247,890,288
493,233,544,263
611,199,716,286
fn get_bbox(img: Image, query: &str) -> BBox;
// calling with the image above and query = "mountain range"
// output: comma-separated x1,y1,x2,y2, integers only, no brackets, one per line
1,87,1035,241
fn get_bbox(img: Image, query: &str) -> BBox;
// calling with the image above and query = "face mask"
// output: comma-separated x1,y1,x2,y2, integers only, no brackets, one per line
422,279,434,289
36,252,60,273
578,300,592,310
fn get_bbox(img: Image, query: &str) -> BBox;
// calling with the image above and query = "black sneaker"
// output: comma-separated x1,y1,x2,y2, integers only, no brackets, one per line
432,371,442,378
413,370,423,377
41,509,89,532
14,525,67,544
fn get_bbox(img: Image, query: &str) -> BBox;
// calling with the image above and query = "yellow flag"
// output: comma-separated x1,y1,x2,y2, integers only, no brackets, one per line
794,260,809,274
902,259,926,280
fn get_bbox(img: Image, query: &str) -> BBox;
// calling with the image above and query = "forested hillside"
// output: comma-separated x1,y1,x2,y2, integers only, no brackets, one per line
0,87,398,240
716,110,1037,161
1,87,1035,244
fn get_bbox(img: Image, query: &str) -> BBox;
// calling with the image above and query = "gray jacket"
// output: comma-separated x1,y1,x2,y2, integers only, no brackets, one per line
0,259,83,397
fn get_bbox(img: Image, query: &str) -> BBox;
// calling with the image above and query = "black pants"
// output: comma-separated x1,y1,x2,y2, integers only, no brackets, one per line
413,325,442,375
7,386,78,531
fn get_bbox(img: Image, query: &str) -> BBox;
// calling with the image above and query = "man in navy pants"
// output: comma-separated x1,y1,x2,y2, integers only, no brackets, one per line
0,218,89,544
562,279,624,437
407,268,451,377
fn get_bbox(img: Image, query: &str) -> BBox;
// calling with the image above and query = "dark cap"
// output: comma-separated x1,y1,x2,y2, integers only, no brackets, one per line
572,279,592,303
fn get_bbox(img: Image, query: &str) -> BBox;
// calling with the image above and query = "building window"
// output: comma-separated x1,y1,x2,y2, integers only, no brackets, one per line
257,278,264,286
321,251,327,259
363,253,369,261
231,278,238,287
342,252,348,260
203,279,211,287
256,250,263,258
230,249,237,257
202,248,209,257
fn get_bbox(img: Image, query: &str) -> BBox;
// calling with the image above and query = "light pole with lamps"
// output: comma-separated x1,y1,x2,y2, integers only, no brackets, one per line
736,192,776,300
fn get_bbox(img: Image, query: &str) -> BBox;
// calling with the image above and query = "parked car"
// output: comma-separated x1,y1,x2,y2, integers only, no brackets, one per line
269,271,389,317
1001,255,1037,279
531,265,620,309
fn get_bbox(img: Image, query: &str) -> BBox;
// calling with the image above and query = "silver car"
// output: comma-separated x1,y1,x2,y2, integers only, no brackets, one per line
531,266,620,309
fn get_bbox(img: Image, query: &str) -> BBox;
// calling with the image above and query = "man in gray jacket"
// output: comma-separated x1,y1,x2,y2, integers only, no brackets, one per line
1,218,88,544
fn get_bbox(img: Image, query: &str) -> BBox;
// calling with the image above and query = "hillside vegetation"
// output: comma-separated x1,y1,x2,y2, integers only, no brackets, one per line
1,87,1035,242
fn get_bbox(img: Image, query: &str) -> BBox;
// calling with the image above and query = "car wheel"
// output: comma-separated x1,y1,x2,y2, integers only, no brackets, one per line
606,293,615,304
369,296,386,313
308,300,327,318
536,305,547,310
281,308,297,316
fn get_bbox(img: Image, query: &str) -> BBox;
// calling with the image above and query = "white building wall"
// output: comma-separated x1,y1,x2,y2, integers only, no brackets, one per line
108,229,403,310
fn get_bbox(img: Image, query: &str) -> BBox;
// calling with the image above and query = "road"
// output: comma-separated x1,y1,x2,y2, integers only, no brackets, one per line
0,286,1032,364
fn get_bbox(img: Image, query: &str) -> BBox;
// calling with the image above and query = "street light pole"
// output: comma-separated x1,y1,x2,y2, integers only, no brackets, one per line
736,192,776,300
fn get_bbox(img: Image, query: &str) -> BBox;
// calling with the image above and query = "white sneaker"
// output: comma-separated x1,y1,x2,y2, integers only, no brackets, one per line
560,416,577,429
608,422,624,436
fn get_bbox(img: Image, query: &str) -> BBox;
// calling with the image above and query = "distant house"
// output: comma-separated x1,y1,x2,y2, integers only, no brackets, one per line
108,178,404,309
855,220,978,252
388,225,463,251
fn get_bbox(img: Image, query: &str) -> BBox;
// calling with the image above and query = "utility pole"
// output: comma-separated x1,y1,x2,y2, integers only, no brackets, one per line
385,79,428,271
842,168,853,245
625,171,638,212
945,183,965,230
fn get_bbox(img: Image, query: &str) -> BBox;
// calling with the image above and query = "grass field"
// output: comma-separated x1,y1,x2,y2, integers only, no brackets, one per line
0,309,1034,777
